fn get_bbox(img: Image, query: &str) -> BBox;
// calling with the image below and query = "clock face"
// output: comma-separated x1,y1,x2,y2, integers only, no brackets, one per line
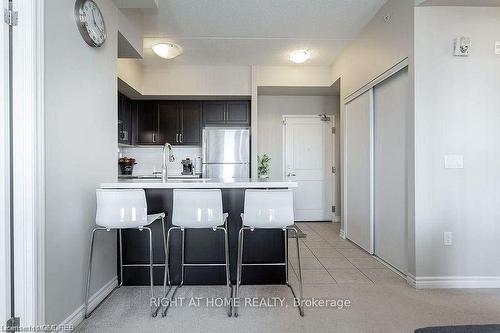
75,0,106,47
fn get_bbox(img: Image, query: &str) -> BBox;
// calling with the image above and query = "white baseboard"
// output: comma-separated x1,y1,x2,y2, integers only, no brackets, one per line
339,229,346,239
61,276,118,328
334,215,341,222
407,274,500,289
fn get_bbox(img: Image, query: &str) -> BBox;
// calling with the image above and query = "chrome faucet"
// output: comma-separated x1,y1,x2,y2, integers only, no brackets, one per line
162,142,175,182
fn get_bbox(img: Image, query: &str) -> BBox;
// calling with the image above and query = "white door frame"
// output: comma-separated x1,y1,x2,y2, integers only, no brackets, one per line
1,0,12,326
282,114,335,221
7,0,45,327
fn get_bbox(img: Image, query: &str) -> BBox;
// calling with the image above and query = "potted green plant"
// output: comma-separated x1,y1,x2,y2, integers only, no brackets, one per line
257,154,271,179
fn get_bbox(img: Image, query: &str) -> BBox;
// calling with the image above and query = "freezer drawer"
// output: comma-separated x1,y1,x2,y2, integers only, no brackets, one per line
202,163,249,179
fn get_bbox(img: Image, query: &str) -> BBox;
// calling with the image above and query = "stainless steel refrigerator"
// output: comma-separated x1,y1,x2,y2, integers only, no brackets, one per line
202,127,250,179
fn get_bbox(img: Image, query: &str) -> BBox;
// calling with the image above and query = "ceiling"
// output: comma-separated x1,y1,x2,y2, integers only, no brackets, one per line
139,0,387,67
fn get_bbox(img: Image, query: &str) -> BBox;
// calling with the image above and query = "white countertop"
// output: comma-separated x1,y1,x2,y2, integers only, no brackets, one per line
101,178,298,189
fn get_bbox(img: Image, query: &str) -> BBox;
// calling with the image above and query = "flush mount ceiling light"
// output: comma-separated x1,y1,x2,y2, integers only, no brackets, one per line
152,43,183,59
289,49,311,64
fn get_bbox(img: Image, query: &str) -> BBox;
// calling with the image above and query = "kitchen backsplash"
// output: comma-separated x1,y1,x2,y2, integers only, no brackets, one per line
119,146,202,176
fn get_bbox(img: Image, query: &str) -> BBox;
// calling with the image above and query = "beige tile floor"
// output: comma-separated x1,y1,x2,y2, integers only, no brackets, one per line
288,223,396,286
75,222,500,333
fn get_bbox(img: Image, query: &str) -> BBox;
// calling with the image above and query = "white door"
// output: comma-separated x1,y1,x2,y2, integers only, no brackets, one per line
344,91,373,253
373,68,409,273
284,116,334,221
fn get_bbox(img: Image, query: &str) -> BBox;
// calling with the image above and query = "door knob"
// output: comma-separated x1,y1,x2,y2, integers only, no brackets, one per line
287,172,296,177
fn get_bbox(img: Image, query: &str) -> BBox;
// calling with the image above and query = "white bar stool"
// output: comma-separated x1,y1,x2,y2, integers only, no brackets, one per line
163,189,232,317
234,189,304,317
84,189,169,318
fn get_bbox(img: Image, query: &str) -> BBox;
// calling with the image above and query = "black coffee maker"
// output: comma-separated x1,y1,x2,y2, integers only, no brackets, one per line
181,158,194,175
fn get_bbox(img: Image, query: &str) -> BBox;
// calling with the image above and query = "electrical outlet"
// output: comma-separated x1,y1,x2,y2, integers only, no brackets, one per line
495,41,500,55
444,232,453,246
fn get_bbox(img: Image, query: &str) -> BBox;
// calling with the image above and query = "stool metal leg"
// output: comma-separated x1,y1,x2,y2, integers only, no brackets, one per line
234,226,304,318
84,227,107,319
234,227,246,317
162,226,181,317
180,229,185,287
284,229,288,284
142,227,156,317
286,226,304,317
160,217,170,297
118,229,123,287
222,227,232,317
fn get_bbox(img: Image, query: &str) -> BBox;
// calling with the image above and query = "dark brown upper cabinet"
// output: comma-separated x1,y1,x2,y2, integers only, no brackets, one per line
226,101,250,125
180,101,202,145
202,100,250,126
118,92,132,145
128,98,248,146
202,101,226,124
135,101,159,145
158,101,179,144
132,100,202,146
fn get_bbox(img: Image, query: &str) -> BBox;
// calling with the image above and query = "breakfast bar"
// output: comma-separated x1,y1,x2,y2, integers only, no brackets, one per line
100,178,298,286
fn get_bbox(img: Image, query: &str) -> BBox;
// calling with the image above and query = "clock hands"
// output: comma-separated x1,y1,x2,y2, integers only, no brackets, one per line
91,7,104,35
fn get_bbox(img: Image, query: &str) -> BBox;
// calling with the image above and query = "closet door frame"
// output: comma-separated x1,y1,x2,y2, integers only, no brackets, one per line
343,58,409,255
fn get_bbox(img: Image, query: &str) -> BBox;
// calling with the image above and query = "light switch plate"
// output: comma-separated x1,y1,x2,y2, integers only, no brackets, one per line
495,41,500,55
444,155,464,169
444,232,453,246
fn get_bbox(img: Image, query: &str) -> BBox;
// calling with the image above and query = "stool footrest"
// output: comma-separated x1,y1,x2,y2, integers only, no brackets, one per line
122,263,166,267
182,263,226,267
241,262,286,266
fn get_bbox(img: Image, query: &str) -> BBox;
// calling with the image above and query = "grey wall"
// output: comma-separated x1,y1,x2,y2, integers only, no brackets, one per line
257,95,340,218
45,0,118,324
330,0,415,274
414,6,500,277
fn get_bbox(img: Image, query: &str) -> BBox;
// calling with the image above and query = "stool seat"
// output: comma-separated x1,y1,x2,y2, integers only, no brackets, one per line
172,189,226,228
242,190,294,229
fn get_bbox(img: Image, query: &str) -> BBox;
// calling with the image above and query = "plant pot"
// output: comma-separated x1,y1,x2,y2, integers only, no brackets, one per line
258,174,269,179
119,162,136,175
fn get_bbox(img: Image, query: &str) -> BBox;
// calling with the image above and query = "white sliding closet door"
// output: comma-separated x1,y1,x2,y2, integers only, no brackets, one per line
373,68,409,273
344,91,372,253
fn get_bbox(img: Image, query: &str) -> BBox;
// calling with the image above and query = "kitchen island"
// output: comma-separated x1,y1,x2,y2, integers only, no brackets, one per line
101,178,298,286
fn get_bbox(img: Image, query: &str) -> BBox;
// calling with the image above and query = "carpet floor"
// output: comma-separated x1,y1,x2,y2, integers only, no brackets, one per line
75,222,500,333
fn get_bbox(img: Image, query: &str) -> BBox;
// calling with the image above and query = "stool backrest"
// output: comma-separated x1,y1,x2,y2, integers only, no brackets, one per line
243,189,295,228
96,189,148,228
172,189,224,228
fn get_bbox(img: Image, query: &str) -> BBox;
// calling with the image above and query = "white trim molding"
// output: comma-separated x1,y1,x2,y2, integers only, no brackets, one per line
334,215,341,223
407,274,500,289
11,0,45,326
60,277,118,329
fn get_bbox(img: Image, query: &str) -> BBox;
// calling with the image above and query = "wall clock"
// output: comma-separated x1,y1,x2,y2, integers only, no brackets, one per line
74,0,106,47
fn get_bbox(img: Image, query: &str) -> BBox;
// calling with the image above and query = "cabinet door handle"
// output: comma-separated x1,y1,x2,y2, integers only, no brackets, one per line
176,133,179,143
180,133,183,143
152,132,156,143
